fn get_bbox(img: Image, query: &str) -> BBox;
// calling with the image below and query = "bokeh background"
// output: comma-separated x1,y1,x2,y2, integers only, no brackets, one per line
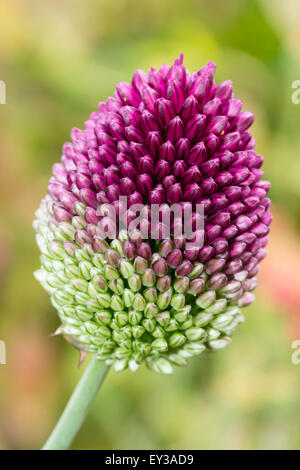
0,0,300,450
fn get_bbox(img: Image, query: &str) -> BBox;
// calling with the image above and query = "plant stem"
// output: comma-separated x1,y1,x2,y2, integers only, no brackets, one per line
42,355,110,450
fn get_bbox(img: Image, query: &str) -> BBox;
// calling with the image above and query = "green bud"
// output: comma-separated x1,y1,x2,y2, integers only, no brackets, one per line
62,305,76,317
170,294,185,310
165,318,179,332
75,306,93,321
48,240,66,259
92,253,105,269
53,290,74,306
206,299,227,315
75,248,90,263
132,325,145,339
173,306,191,324
128,274,142,292
110,239,123,257
114,359,128,372
123,288,134,308
185,327,205,342
119,259,134,278
132,293,146,311
108,278,124,295
168,353,188,366
91,275,107,292
182,342,206,357
84,321,100,335
110,295,124,311
194,312,213,327
87,283,98,299
219,281,241,294
188,263,204,280
78,261,93,280
148,357,173,375
47,274,64,289
206,327,221,340
71,278,88,293
96,310,112,325
134,256,148,274
104,249,119,267
157,289,172,310
128,310,143,325
104,265,119,281
152,326,165,338
86,298,100,312
157,275,171,292
208,336,232,350
174,277,190,294
143,287,157,303
128,359,140,372
169,332,186,348
211,314,233,330
142,318,156,333
156,311,170,327
97,293,111,309
196,290,216,309
144,302,159,318
115,311,128,327
65,264,81,279
114,347,131,359
151,338,168,352
142,269,156,287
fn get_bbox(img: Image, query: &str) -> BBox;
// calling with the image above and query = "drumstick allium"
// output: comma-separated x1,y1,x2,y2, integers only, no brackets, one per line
34,55,271,378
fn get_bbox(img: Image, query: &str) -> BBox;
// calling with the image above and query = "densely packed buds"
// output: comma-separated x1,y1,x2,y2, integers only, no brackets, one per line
34,55,271,374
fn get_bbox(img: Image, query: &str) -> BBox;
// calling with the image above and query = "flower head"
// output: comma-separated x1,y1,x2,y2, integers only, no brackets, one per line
34,55,271,374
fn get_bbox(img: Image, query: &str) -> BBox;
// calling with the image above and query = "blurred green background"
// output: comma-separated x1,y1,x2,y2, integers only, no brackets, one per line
1,0,300,450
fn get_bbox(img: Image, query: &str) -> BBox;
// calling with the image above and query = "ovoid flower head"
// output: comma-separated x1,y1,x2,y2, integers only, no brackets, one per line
33,55,271,374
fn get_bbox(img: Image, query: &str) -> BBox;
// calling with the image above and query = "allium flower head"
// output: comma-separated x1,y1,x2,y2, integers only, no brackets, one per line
34,55,272,374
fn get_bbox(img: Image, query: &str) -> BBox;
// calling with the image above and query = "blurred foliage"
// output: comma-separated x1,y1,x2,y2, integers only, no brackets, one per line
0,0,300,449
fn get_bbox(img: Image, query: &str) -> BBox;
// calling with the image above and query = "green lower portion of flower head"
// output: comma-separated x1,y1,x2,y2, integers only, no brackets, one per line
34,196,253,374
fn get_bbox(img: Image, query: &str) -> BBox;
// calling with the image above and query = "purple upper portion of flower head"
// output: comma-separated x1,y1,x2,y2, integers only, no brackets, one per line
47,54,272,278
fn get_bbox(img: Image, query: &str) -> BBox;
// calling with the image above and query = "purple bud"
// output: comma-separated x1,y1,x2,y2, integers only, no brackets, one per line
158,239,174,258
176,260,193,277
173,160,187,179
198,246,215,263
206,116,228,135
185,114,206,141
159,141,176,162
125,125,144,144
200,158,219,177
141,84,158,114
166,183,183,203
207,273,227,290
183,183,202,202
214,80,232,101
188,278,205,295
221,98,242,119
183,165,201,184
120,161,138,179
181,95,199,120
202,133,219,154
175,138,191,159
166,249,183,268
115,81,141,106
149,187,165,204
152,258,169,277
137,242,152,260
157,275,172,292
167,79,185,113
119,105,140,126
203,98,222,117
140,110,160,132
138,156,154,174
155,98,176,127
154,160,172,180
166,116,184,142
146,131,163,157
136,174,153,194
219,132,240,151
231,112,254,132
188,142,207,165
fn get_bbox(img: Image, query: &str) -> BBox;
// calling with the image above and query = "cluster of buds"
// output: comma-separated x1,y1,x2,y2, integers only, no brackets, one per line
34,55,271,374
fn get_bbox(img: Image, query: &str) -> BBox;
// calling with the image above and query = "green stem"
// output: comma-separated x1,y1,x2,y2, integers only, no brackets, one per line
42,356,110,450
